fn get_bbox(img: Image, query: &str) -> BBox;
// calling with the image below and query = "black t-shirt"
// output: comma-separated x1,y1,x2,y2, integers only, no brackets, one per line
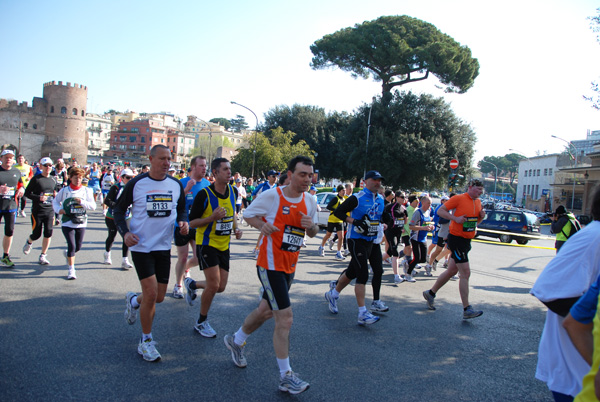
24,175,56,214
0,166,22,212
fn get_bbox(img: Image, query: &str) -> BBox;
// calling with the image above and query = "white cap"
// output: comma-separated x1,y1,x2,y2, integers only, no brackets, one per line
168,166,176,171
120,168,134,177
40,157,53,165
1,149,15,157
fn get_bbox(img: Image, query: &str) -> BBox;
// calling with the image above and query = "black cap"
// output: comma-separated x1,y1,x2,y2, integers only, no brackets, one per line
364,170,384,181
555,205,567,215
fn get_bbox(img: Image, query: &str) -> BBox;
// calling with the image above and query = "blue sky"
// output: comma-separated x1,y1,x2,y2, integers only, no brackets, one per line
1,0,599,163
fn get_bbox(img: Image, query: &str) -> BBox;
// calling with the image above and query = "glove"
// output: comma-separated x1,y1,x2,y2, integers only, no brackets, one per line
353,217,370,234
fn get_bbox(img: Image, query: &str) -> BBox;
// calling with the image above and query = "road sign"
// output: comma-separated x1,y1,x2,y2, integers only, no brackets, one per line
450,159,459,169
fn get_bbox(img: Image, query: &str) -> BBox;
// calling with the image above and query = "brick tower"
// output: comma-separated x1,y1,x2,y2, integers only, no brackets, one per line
41,81,88,163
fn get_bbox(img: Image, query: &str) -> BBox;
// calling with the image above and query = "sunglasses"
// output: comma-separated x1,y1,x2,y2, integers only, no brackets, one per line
43,164,53,167
123,176,133,180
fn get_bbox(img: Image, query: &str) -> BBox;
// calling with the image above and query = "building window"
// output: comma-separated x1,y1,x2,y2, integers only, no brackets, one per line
81,110,85,116
141,137,145,143
161,138,164,143
544,168,548,176
72,108,77,116
23,123,28,129
50,106,54,113
33,124,37,129
130,136,136,142
535,185,539,199
61,107,67,114
537,169,540,176
549,168,553,175
120,136,126,142
529,169,532,176
524,171,527,177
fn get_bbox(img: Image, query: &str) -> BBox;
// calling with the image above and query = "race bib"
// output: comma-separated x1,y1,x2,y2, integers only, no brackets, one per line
394,218,404,226
281,225,305,252
367,221,379,237
215,216,233,236
146,194,173,217
1,186,15,198
42,192,54,204
462,217,478,232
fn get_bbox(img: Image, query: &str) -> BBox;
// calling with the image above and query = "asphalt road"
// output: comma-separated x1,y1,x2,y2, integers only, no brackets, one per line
0,205,556,401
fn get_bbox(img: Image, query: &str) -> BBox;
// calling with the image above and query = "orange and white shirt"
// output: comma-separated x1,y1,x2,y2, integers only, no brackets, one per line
244,187,317,274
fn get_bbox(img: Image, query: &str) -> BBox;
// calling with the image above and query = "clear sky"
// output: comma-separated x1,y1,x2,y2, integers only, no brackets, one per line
1,0,599,164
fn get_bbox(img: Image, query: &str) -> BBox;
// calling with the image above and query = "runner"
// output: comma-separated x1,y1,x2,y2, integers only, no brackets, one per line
318,184,346,260
172,155,210,299
223,156,318,395
22,157,56,265
381,191,408,284
0,150,25,267
250,170,278,258
422,179,486,319
324,170,388,324
400,195,419,276
428,195,453,272
15,154,33,217
184,157,242,337
100,166,116,215
52,167,96,279
116,145,188,362
405,195,434,282
102,168,134,269
87,162,102,202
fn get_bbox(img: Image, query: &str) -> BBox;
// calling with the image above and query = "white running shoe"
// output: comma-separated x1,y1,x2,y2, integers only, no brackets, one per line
431,260,438,271
121,258,133,270
370,300,389,312
39,254,50,265
325,290,339,314
124,291,137,325
279,371,310,394
318,246,325,257
23,240,32,255
20,210,26,217
358,311,380,325
172,285,184,299
334,251,344,260
103,251,112,265
194,321,217,338
184,277,197,306
138,338,161,362
224,334,247,368
394,275,404,284
404,274,416,283
343,249,350,257
328,238,334,250
67,267,77,280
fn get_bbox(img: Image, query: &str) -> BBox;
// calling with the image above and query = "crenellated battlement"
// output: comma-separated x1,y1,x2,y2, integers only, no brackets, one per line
43,80,87,91
0,98,35,112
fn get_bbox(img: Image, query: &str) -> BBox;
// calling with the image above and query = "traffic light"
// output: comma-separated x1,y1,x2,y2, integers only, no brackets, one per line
454,174,464,187
448,173,457,188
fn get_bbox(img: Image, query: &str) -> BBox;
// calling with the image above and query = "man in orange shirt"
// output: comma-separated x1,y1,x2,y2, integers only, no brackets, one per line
422,179,486,319
223,156,319,395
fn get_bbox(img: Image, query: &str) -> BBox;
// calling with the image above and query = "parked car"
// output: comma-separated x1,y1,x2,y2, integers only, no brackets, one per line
315,191,338,228
476,210,540,244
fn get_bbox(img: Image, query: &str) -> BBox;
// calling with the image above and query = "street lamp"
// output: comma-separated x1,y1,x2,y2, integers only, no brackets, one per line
551,135,578,210
480,159,498,200
363,97,376,180
231,101,259,179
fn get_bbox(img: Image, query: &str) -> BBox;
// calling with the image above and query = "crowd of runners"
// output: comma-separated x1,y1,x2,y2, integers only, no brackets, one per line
0,146,488,395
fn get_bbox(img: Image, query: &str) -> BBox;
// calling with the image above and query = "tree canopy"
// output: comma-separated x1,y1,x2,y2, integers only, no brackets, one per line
477,153,522,187
310,15,479,98
585,8,600,110
230,115,249,132
209,117,231,130
230,127,314,178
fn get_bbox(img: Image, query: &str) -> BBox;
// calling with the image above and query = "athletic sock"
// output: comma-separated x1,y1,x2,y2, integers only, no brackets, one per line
198,314,207,324
331,289,340,298
429,290,436,297
131,295,140,309
234,327,249,346
3,253,8,258
142,332,152,342
277,357,292,378
358,306,367,314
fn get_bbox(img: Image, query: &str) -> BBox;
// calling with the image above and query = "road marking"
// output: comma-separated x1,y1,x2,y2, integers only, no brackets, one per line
473,238,555,250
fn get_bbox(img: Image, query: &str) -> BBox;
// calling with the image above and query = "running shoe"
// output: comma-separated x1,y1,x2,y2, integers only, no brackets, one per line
194,321,217,338
394,275,404,284
279,371,310,395
358,310,380,325
463,305,483,320
329,280,337,291
67,267,77,280
451,275,459,281
23,240,32,255
19,210,26,217
172,284,184,299
184,277,197,306
431,260,438,271
370,300,389,312
334,251,344,260
38,254,50,265
384,258,392,265
343,249,350,257
328,238,334,250
224,334,247,368
404,274,416,283
324,290,339,314
103,251,112,265
318,246,325,257
423,290,436,310
443,261,449,268
1,255,14,268
423,265,433,277
138,338,161,362
124,291,137,325
402,259,408,276
121,258,133,270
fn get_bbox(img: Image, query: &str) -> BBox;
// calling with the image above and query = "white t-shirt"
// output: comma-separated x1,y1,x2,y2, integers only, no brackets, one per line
531,220,600,396
235,185,246,205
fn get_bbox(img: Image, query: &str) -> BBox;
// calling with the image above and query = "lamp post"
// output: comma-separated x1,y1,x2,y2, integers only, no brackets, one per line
480,159,498,200
363,97,376,180
231,101,259,179
551,135,578,210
